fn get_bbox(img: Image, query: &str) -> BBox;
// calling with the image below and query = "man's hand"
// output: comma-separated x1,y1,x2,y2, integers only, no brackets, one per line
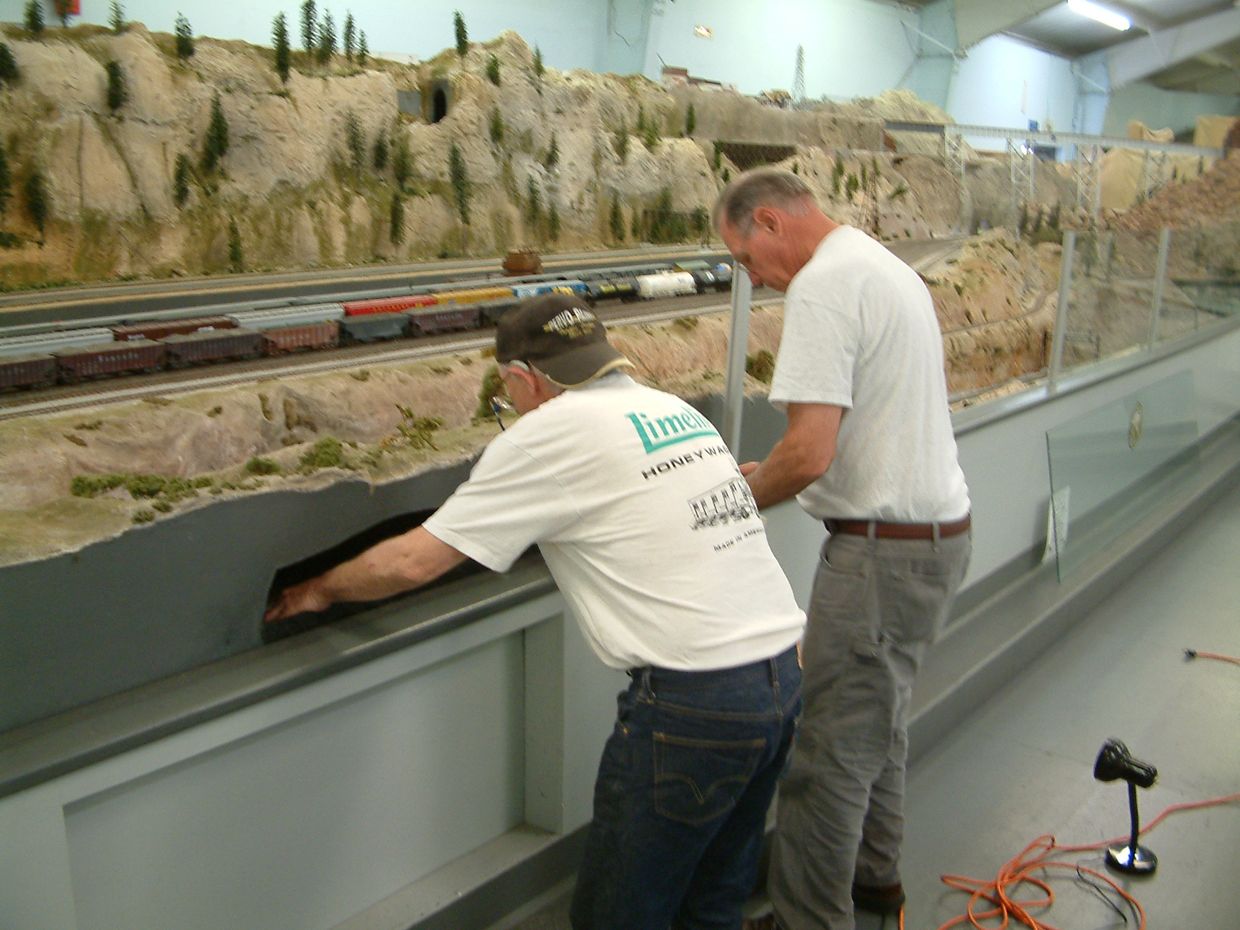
261,527,469,625
743,403,842,509
265,578,333,623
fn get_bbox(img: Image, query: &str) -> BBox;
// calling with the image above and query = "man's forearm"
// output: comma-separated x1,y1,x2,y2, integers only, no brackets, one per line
744,403,840,509
266,526,468,621
315,533,439,604
746,437,825,509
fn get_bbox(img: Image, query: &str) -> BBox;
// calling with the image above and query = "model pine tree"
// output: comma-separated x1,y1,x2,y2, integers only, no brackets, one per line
174,13,194,59
0,44,19,85
202,93,229,171
300,0,316,52
24,0,44,35
25,170,47,241
272,13,291,83
449,142,470,225
0,146,10,217
105,61,127,112
342,13,354,61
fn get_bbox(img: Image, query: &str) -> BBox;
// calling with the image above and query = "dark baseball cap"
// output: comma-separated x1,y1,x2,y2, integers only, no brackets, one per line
495,293,633,388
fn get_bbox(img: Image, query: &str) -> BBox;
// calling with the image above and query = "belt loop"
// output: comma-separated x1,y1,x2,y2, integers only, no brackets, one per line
866,520,877,541
640,667,653,698
932,521,942,551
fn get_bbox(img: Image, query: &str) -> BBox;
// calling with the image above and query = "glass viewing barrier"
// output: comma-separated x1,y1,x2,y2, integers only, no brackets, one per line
1045,370,1200,581
1048,221,1240,385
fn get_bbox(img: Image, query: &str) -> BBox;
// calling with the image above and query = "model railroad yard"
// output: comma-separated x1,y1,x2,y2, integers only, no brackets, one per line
0,249,765,419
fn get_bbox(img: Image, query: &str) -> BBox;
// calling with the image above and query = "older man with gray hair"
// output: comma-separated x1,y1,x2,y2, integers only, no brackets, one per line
714,168,972,930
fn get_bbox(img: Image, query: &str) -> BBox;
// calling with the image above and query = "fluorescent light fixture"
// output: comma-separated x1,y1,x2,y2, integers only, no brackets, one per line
693,25,713,39
1067,0,1131,31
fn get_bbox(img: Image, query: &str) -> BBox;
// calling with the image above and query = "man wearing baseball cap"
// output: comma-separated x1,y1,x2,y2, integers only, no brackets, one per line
267,293,805,929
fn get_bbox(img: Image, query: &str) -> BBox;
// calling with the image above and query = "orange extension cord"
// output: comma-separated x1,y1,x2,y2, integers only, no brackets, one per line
916,650,1240,930
924,792,1240,930
1183,648,1240,667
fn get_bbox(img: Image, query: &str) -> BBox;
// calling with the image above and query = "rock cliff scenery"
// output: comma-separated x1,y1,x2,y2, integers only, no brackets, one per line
0,14,1236,565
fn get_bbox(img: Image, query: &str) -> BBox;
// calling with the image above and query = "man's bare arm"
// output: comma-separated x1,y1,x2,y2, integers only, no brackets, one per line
742,402,843,509
264,526,469,622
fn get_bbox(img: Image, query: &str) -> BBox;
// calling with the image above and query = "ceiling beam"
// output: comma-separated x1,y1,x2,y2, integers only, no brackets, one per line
1105,6,1240,88
953,0,1059,50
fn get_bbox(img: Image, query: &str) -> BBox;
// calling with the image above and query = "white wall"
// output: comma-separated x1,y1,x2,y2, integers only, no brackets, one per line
1104,82,1240,138
643,0,917,99
948,34,1077,149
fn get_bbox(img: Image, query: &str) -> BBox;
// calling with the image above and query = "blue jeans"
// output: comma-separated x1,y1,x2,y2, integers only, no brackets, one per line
571,646,802,930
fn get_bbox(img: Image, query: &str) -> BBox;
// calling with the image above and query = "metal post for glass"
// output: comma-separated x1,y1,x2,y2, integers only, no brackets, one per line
1146,227,1172,348
1048,230,1076,392
722,263,753,457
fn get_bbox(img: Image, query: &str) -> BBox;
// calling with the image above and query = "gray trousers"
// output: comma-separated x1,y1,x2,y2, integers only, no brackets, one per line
768,528,971,930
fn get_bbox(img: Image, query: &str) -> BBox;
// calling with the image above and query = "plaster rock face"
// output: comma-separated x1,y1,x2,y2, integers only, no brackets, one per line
290,208,323,266
1,24,979,283
48,114,135,217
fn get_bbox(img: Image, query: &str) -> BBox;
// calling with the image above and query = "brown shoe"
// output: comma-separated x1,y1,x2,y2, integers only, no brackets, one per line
851,881,905,916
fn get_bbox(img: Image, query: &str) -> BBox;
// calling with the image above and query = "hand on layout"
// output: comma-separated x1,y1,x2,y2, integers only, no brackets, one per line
264,578,332,623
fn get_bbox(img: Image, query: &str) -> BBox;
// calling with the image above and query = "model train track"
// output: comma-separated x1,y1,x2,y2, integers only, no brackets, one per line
0,246,731,329
0,294,780,421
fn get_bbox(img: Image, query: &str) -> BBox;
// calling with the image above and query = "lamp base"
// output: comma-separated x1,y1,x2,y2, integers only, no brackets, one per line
1106,843,1158,875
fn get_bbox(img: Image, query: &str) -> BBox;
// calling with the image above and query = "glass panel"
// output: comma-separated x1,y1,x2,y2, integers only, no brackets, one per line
1045,370,1200,581
1163,221,1240,339
1059,228,1162,371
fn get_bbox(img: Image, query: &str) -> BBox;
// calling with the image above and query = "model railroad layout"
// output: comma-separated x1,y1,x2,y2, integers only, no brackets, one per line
0,260,734,392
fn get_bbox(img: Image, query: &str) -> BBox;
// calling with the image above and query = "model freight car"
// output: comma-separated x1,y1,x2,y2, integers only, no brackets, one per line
342,294,438,316
0,328,116,359
163,329,265,367
585,278,639,303
0,354,58,391
635,271,698,300
406,305,483,336
112,316,236,342
53,340,167,382
262,321,340,355
340,313,410,344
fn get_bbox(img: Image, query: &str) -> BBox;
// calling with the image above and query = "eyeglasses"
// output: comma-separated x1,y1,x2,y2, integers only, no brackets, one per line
489,395,514,431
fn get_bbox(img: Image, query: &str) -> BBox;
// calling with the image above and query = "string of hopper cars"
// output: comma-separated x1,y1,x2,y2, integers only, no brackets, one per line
0,260,733,391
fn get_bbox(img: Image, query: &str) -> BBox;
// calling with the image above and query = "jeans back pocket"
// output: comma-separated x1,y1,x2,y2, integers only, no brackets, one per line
653,732,767,825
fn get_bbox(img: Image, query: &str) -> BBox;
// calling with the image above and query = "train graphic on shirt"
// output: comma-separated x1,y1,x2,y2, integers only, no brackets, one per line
689,477,758,530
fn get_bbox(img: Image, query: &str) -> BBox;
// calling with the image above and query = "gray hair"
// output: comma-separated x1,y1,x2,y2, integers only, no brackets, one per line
713,168,815,236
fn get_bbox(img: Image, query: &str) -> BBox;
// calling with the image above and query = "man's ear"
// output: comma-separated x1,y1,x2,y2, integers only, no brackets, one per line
752,205,781,234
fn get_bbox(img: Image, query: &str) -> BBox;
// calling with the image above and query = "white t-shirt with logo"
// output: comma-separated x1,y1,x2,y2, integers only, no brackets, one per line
769,226,970,522
423,374,805,670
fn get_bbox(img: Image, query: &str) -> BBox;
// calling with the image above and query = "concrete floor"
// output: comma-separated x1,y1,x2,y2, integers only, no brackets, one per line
899,474,1240,930
500,475,1240,930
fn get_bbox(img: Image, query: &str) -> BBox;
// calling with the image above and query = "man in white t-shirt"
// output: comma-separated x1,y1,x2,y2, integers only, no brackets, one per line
266,294,805,930
713,169,972,930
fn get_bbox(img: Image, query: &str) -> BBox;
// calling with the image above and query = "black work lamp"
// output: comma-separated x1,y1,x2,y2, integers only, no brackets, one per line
1093,738,1158,874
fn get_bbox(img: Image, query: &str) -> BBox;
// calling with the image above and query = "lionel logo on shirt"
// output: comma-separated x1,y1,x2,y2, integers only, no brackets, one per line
625,407,717,454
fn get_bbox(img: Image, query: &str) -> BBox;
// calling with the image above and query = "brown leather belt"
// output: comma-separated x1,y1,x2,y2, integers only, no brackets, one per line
824,514,971,540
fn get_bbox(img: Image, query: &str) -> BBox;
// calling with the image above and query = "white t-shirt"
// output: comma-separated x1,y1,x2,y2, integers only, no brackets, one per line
769,226,970,522
423,374,805,670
